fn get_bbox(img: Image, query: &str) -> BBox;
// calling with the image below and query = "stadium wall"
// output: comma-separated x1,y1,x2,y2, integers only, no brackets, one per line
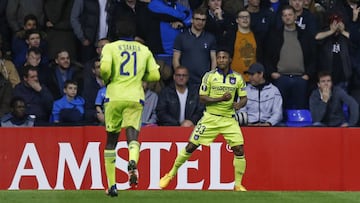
0,126,359,191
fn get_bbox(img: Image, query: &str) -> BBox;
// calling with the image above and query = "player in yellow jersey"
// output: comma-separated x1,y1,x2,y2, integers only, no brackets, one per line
159,47,248,191
100,21,160,197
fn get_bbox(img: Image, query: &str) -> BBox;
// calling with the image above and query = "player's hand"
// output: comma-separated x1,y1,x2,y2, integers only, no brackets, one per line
233,102,242,110
222,92,232,101
83,39,90,46
28,80,42,92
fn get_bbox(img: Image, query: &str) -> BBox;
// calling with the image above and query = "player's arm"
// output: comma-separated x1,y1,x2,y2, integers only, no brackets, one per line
200,92,231,104
100,44,112,85
233,96,247,110
143,53,160,82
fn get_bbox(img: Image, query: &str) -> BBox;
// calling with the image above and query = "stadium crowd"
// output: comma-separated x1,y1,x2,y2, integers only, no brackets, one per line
1,0,360,127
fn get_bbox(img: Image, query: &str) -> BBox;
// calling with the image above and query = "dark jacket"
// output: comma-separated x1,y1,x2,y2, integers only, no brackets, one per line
44,62,83,100
156,83,203,126
316,33,352,83
0,74,12,117
13,82,53,123
309,86,359,127
264,26,316,79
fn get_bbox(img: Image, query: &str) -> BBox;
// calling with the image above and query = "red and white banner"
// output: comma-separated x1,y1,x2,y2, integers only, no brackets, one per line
1,126,360,191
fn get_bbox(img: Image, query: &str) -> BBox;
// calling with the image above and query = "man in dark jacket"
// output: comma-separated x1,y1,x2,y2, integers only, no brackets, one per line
13,66,53,125
156,66,203,126
309,71,359,127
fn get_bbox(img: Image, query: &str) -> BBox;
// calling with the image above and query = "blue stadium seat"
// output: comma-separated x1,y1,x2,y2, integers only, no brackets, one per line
286,109,312,127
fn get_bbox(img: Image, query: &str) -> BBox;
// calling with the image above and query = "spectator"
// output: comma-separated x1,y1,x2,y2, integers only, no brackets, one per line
156,66,204,126
6,0,44,33
83,38,109,80
137,0,192,66
0,49,20,88
201,0,236,43
1,96,35,127
82,59,104,124
173,8,217,87
44,49,83,100
12,29,48,73
70,0,110,63
246,0,275,64
265,5,316,109
22,47,47,83
239,62,283,126
0,65,12,117
315,13,352,90
44,0,77,60
222,0,244,16
309,71,359,127
288,0,318,38
13,65,53,125
107,0,147,42
224,9,257,82
51,80,85,124
142,81,158,126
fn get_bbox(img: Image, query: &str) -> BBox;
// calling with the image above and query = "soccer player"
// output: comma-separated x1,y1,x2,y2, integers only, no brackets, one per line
100,20,160,197
159,48,248,191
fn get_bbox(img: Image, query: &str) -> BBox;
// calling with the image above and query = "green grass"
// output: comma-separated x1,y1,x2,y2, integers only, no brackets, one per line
1,190,360,203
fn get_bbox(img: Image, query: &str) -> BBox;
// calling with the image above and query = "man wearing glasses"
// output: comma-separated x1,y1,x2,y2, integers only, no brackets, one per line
173,8,217,88
156,66,204,126
224,9,257,83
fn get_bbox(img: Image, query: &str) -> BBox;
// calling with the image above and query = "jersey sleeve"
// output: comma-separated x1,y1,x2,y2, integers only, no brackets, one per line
143,51,160,82
237,75,247,97
100,44,112,85
199,72,211,96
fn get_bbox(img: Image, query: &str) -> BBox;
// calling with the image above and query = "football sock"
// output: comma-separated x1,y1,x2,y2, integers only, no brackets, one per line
234,155,246,186
169,148,191,176
104,149,116,188
128,140,140,164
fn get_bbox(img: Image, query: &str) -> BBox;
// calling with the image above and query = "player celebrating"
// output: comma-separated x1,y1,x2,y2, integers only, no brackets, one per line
101,21,160,197
159,48,248,191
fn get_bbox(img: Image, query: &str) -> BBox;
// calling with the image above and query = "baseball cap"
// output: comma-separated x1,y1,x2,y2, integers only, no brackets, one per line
244,63,265,74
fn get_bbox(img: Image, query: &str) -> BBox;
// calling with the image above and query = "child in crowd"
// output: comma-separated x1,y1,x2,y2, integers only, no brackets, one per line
51,80,85,124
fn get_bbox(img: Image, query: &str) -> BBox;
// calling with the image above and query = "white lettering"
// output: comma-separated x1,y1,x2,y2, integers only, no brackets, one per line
9,143,51,190
55,142,103,190
176,143,204,189
141,142,172,189
208,143,234,189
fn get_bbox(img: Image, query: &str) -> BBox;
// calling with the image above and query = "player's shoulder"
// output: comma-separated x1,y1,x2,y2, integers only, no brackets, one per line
231,71,245,81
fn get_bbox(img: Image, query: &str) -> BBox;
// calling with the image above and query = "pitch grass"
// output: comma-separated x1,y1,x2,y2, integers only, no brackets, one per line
1,190,360,203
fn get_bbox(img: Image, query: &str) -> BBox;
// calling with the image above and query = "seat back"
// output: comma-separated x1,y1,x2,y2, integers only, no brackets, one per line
286,109,312,127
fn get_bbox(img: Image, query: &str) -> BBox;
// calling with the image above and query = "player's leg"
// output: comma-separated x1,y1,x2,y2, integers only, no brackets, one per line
103,101,123,197
222,117,246,191
122,102,142,188
232,144,247,191
160,113,216,189
104,132,120,196
126,127,140,188
159,142,198,189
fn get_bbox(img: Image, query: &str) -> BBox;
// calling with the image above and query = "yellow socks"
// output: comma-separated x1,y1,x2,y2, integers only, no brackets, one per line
233,155,246,186
104,150,116,188
128,140,140,163
169,148,191,176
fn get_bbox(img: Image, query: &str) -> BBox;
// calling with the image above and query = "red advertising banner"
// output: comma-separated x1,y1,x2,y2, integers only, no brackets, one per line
0,126,360,191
